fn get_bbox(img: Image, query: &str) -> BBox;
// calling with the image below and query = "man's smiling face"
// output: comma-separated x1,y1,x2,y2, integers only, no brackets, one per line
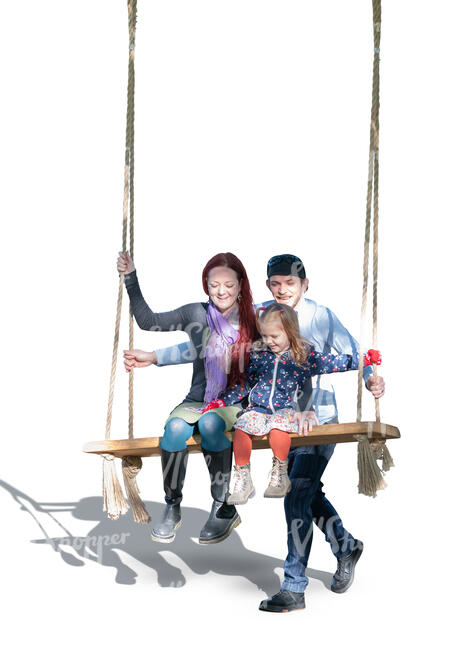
266,275,309,309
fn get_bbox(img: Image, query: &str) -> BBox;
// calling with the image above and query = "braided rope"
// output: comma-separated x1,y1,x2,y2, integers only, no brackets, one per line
105,0,137,441
357,0,381,423
127,0,136,439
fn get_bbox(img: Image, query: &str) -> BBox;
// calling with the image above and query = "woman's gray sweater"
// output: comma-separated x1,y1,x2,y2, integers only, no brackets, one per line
124,270,208,403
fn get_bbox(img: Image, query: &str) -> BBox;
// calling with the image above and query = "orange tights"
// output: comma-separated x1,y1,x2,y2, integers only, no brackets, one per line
233,428,291,465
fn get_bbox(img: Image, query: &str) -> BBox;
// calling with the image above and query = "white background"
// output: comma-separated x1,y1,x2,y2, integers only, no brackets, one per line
0,1,452,647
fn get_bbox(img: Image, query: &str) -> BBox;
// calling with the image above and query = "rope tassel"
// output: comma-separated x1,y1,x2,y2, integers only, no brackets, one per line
102,455,130,519
122,456,151,524
379,441,394,472
355,436,387,498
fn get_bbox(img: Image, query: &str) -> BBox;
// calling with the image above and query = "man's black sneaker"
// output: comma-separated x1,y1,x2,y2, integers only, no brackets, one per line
331,539,364,594
259,589,306,613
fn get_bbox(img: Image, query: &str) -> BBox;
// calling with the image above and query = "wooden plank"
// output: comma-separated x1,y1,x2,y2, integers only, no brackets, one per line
83,421,400,458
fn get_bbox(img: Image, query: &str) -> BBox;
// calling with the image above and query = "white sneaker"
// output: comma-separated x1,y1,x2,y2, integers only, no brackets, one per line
227,463,255,505
263,456,291,498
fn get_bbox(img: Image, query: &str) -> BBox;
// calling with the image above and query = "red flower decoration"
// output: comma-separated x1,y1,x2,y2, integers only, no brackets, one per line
202,399,226,413
364,349,382,366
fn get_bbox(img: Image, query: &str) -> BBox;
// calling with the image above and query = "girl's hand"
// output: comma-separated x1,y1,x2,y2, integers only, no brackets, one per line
117,251,135,274
123,349,157,372
290,411,319,436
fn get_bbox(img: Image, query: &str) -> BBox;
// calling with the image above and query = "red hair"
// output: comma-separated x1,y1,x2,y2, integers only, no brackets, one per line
202,252,257,388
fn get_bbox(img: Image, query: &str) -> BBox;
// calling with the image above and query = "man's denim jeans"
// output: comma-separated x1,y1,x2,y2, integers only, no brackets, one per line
282,448,356,593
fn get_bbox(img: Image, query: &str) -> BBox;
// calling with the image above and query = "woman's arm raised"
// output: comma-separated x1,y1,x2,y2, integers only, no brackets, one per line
117,251,203,332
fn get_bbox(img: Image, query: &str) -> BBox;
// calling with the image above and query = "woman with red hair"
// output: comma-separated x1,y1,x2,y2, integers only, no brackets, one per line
118,251,257,545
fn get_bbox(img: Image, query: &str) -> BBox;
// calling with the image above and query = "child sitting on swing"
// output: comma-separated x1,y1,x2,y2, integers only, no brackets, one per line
206,302,380,503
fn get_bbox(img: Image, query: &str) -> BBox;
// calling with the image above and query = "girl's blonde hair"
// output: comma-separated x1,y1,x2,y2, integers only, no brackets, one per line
255,303,310,366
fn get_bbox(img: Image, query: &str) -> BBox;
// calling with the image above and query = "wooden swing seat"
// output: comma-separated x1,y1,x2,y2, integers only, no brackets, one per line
83,421,400,459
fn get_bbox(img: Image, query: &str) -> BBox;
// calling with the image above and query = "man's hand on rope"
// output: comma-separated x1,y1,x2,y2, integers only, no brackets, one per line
117,251,135,275
366,375,385,399
289,411,319,437
123,349,157,372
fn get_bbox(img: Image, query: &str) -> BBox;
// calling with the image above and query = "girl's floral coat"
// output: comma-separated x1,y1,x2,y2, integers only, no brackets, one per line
220,347,359,414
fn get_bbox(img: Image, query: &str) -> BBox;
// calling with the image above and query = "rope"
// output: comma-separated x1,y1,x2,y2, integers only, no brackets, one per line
356,0,395,497
104,0,137,442
357,0,381,424
127,0,136,440
101,0,141,520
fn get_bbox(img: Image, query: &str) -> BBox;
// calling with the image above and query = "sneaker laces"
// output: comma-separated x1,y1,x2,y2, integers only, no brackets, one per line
232,464,249,492
268,457,285,488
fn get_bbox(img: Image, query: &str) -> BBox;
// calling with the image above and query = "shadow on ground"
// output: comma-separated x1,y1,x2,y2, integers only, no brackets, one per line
0,479,333,593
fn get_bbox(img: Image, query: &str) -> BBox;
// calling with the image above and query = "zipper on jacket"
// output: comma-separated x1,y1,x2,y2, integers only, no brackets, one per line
248,382,259,408
268,357,279,414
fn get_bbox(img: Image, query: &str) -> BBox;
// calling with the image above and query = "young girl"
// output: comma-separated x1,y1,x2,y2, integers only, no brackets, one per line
208,303,379,504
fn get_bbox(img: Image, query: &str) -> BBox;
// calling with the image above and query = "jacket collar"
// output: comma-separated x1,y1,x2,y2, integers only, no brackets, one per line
266,347,292,361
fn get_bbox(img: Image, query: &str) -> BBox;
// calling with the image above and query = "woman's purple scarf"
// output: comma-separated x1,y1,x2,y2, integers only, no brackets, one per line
203,300,239,404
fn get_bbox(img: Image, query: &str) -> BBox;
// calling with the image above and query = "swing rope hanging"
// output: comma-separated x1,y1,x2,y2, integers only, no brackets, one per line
355,0,396,497
83,0,400,521
99,0,150,523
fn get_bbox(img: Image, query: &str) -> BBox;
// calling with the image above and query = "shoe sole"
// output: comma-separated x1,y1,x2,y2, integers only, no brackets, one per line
263,483,291,498
150,519,182,544
198,514,242,545
331,545,363,594
259,602,305,613
226,488,256,506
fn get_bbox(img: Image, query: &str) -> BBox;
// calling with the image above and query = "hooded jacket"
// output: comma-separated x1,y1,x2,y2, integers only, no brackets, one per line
220,347,359,415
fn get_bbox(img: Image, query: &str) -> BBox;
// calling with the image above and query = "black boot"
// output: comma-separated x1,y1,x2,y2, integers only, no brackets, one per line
198,446,241,544
331,539,364,593
151,448,188,544
259,589,306,613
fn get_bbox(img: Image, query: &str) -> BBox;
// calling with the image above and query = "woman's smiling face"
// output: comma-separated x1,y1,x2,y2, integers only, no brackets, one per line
207,266,241,315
